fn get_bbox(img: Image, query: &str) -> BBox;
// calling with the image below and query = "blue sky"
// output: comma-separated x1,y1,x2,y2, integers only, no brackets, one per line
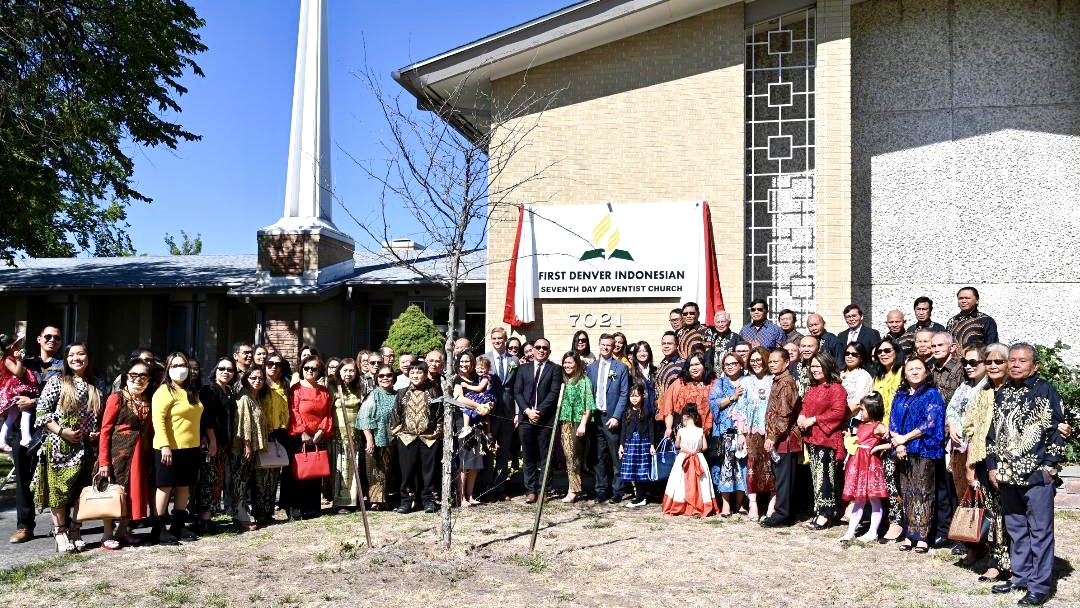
124,1,568,255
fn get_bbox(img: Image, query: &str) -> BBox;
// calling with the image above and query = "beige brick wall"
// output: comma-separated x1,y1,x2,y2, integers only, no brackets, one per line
486,3,746,350
814,0,854,332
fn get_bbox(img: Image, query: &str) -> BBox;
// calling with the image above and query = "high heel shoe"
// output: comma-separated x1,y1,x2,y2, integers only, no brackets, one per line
69,525,86,552
561,492,577,504
53,526,75,554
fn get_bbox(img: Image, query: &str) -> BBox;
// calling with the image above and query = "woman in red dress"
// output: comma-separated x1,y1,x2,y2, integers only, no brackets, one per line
798,352,849,529
281,355,333,520
97,360,155,549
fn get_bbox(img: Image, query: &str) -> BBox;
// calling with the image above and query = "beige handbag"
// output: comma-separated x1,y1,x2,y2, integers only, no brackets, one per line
74,475,129,522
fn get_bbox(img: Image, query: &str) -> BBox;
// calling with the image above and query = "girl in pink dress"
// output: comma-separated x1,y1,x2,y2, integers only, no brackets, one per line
661,405,719,517
840,392,890,542
0,333,38,452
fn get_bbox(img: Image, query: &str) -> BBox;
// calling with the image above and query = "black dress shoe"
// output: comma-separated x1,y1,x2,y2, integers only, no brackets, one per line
993,582,1025,595
1018,591,1050,606
394,503,413,514
610,493,623,503
594,494,609,504
931,538,953,550
760,516,789,528
423,502,439,513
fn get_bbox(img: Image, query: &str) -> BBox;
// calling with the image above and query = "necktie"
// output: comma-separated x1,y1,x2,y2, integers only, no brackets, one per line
849,329,858,344
533,361,543,407
497,355,505,380
598,360,608,413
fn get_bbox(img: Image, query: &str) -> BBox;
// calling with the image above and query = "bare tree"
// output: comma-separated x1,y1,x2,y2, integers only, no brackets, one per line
344,64,564,547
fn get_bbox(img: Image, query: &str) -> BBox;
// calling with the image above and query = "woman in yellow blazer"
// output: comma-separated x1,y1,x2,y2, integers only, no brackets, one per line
152,351,204,544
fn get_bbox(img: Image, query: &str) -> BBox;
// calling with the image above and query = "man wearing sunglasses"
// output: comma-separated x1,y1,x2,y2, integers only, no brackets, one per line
740,299,786,350
675,302,714,360
9,326,64,544
485,327,518,501
512,338,562,503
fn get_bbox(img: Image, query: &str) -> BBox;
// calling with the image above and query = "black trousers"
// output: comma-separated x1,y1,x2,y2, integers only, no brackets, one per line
593,417,622,497
933,456,955,543
485,415,516,495
518,418,552,494
773,451,798,523
396,438,440,506
12,442,36,531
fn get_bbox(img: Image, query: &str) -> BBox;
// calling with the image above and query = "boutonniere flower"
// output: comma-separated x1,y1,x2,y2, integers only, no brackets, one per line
508,359,518,372
607,369,617,381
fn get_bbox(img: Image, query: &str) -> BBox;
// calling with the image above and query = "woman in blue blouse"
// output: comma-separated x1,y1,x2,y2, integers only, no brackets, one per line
708,352,747,517
889,357,946,553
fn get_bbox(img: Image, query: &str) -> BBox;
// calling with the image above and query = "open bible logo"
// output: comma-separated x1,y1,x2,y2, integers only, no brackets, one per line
580,203,634,261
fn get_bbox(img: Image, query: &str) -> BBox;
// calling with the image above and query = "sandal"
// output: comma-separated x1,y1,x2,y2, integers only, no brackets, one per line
69,526,86,552
914,543,930,554
102,538,121,551
121,532,142,546
53,527,75,554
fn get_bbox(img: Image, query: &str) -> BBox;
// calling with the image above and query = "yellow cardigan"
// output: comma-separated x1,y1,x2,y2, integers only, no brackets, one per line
152,385,204,450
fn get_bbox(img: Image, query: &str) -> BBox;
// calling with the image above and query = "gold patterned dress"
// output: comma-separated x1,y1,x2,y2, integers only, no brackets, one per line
331,386,363,507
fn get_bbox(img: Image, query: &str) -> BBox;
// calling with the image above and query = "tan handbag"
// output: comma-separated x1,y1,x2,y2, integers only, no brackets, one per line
947,486,991,544
74,475,129,522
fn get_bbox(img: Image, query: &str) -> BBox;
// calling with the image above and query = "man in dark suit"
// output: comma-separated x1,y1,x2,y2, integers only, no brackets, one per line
806,312,843,362
484,327,518,500
837,304,881,356
513,337,563,504
586,333,630,502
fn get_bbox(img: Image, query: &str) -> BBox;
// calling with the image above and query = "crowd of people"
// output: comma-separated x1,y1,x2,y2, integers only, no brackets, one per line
0,286,1068,605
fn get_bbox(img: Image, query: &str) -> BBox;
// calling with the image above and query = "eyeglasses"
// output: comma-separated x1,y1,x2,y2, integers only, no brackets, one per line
266,361,281,367
984,359,1006,366
576,338,587,343
534,345,550,351
961,359,984,367
749,307,766,312
722,362,740,368
377,373,395,378
877,348,895,354
682,311,698,316
127,372,149,381
216,366,235,373
749,358,763,364
248,376,264,383
507,346,520,351
42,334,61,342
303,366,319,372
368,359,381,365
845,352,860,357
169,364,187,369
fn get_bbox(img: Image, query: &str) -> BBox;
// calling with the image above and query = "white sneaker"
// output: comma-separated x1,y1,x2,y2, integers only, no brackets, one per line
856,533,878,543
457,426,473,439
839,533,855,542
626,498,647,508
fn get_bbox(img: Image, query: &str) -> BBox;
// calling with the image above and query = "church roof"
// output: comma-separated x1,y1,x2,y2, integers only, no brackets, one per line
0,249,487,294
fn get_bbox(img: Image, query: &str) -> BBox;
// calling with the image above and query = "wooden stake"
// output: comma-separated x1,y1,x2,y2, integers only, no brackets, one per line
530,383,565,552
339,385,373,548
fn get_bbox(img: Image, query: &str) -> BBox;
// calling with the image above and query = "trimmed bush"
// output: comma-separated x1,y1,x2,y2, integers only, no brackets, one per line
383,305,445,361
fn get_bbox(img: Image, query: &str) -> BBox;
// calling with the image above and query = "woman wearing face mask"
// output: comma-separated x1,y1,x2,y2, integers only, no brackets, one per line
35,344,103,553
193,356,238,534
97,361,155,549
151,352,204,543
330,358,364,512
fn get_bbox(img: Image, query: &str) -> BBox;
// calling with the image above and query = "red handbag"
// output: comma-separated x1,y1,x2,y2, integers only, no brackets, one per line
291,443,331,480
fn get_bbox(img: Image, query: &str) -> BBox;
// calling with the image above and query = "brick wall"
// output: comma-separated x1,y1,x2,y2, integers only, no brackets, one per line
265,304,301,366
814,0,854,332
486,3,746,349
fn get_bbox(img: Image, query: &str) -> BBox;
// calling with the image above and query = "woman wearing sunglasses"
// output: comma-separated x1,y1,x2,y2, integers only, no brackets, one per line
193,356,238,534
872,336,906,540
356,364,397,511
281,355,332,520
945,344,990,563
97,360,155,549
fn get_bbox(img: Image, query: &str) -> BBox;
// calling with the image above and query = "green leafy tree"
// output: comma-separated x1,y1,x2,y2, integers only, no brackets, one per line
1035,341,1080,463
164,230,202,255
382,305,445,361
0,0,206,263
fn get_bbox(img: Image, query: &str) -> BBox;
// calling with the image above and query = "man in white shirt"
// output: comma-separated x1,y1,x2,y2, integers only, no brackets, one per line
484,327,518,500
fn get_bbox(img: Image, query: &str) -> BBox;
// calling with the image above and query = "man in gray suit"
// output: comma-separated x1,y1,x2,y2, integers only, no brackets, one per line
586,334,630,503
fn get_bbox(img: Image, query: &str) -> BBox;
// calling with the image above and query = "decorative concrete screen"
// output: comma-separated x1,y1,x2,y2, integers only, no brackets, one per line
744,8,816,325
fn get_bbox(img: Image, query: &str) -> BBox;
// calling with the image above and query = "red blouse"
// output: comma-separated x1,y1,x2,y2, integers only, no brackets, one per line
288,383,333,436
658,378,715,434
801,382,848,459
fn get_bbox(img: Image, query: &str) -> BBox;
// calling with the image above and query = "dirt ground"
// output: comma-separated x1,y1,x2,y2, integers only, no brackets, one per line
1,499,1078,608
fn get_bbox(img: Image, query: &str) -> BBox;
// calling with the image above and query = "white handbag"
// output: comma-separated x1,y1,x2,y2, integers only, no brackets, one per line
255,439,289,469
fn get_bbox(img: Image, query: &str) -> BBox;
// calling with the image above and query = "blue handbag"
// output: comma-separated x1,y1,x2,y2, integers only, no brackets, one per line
650,437,678,481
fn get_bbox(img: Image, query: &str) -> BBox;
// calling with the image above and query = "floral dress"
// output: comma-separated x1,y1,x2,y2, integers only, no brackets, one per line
34,375,100,509
734,373,775,494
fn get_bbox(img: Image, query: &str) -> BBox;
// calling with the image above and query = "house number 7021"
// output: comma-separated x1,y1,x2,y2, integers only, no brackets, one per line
569,313,622,328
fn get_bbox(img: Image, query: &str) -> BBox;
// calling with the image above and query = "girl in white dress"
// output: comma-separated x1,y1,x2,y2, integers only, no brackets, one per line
661,405,719,517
